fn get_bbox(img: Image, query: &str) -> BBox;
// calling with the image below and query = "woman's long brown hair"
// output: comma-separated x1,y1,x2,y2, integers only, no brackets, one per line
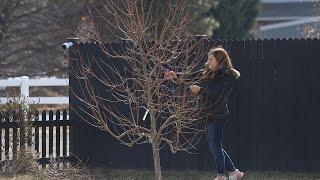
202,47,240,80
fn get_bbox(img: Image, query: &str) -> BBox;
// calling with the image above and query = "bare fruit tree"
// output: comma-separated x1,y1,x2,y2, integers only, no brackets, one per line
71,1,211,179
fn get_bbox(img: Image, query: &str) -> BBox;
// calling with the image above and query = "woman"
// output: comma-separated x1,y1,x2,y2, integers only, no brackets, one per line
165,47,244,180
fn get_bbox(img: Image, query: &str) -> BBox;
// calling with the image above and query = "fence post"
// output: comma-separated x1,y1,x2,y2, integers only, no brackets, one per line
20,76,29,104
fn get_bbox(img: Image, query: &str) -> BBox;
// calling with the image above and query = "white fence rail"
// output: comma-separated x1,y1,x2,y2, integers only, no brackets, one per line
0,76,69,105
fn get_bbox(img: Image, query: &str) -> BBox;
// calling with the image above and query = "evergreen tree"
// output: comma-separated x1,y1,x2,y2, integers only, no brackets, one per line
208,0,260,38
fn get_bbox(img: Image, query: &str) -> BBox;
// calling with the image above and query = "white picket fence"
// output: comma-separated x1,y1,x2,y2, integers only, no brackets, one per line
0,76,69,105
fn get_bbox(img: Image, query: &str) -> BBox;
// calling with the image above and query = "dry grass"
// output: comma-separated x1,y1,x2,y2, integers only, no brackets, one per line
1,148,38,175
0,148,91,180
0,174,40,180
37,155,91,180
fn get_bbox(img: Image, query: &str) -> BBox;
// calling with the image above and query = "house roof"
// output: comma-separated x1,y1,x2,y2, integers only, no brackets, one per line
257,21,320,38
260,2,320,17
255,0,320,38
260,17,318,31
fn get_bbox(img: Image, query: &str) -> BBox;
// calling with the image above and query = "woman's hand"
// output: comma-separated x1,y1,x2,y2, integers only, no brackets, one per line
164,70,177,79
189,85,200,94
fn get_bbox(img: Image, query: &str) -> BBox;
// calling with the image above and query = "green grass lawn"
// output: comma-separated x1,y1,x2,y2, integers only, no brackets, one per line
1,169,320,180
94,169,320,180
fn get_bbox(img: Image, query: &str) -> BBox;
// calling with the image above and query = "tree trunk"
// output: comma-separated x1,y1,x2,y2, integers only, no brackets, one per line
152,141,162,180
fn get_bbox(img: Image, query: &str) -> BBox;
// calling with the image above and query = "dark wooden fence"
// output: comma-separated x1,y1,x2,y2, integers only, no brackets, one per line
0,110,70,167
69,38,320,172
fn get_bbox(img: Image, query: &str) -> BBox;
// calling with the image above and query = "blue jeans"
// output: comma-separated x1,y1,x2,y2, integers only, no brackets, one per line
206,120,236,175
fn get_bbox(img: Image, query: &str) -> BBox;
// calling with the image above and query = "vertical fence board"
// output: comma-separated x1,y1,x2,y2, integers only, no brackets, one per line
308,39,320,171
41,111,47,166
250,39,263,170
20,118,25,151
4,117,9,160
56,110,61,158
261,39,277,170
35,111,40,155
63,110,68,157
12,125,17,159
49,110,54,157
275,39,291,171
68,110,74,164
27,124,32,147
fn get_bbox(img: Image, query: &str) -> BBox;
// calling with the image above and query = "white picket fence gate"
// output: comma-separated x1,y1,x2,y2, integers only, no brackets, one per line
0,76,69,105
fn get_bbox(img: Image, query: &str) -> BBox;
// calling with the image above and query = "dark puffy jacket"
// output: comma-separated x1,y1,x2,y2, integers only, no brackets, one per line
162,66,239,120
198,67,239,121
